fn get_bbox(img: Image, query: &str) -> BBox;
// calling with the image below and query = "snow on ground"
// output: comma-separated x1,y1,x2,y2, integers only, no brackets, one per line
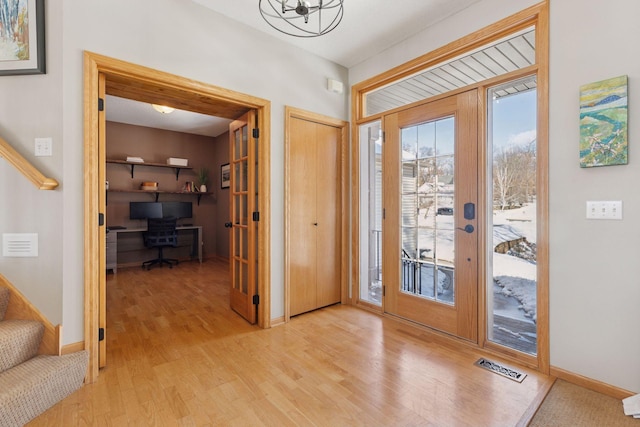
491,203,537,322
413,202,538,322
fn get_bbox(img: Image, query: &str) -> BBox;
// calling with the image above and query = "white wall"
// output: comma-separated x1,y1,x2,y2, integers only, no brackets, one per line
349,0,640,393
2,0,348,343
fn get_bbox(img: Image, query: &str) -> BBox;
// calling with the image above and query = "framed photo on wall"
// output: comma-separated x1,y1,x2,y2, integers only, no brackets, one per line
0,0,46,76
221,163,230,189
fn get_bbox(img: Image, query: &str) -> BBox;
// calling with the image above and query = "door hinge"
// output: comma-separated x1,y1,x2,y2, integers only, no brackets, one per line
99,213,105,226
382,208,386,220
252,295,259,305
98,328,105,341
253,211,260,222
382,286,386,297
382,131,385,143
252,128,259,139
98,98,104,111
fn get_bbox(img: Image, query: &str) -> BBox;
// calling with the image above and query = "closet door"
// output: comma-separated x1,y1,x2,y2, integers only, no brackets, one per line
288,113,342,317
289,117,319,316
315,123,341,308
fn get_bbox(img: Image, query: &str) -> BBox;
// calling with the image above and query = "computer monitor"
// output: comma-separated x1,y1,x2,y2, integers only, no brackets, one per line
162,201,192,219
129,202,163,220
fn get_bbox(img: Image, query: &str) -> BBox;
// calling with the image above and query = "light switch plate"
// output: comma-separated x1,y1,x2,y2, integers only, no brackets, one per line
35,137,52,157
586,201,622,220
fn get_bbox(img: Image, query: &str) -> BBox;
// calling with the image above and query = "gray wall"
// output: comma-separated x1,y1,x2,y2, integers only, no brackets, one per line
350,0,640,393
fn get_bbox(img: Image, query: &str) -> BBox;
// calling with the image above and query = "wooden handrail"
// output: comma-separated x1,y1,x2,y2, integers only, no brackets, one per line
0,136,58,190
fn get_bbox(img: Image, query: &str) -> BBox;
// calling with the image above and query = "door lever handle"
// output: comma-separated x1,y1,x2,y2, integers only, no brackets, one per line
457,224,474,233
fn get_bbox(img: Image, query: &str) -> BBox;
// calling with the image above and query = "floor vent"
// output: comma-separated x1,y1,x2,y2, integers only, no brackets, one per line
474,358,527,383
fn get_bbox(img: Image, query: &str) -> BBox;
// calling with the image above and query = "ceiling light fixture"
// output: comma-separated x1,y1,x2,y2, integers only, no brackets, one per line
259,0,344,38
151,104,175,114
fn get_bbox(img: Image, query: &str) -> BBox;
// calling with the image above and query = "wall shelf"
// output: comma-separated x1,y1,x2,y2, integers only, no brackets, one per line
106,159,192,180
107,189,212,204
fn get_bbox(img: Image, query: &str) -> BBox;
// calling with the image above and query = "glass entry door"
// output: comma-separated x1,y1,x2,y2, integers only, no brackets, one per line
384,90,479,342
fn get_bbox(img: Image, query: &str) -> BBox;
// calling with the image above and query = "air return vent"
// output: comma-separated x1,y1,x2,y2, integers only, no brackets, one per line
474,358,527,383
2,233,38,257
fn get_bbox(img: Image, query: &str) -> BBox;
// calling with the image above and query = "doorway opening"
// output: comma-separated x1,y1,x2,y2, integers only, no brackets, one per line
83,52,271,382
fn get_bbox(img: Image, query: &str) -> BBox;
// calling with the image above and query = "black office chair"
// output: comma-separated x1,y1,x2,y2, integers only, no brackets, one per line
142,217,179,270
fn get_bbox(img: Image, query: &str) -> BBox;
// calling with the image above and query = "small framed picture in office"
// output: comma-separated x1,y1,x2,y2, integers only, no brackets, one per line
221,163,230,189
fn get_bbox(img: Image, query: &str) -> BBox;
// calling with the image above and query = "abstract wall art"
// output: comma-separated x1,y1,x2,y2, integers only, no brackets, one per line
0,0,45,75
579,75,628,167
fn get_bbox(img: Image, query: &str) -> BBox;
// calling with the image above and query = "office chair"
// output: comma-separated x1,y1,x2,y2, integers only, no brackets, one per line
142,217,179,270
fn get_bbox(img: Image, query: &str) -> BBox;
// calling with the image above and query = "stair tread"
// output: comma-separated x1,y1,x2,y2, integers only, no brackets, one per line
0,351,88,426
0,319,44,374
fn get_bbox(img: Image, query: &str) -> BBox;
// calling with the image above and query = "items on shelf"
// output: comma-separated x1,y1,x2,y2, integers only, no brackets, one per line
182,181,199,193
167,157,188,166
140,181,158,191
126,156,144,163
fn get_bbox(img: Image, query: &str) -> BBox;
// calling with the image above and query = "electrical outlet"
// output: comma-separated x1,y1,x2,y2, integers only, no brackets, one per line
586,201,622,220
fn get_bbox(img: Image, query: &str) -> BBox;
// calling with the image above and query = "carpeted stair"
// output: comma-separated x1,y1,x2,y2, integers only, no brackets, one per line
0,286,88,426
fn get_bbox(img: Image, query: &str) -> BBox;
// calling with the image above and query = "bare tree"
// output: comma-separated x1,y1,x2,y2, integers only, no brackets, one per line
493,139,536,210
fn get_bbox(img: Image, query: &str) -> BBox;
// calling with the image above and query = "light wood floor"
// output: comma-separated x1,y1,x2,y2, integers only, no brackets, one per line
30,257,552,426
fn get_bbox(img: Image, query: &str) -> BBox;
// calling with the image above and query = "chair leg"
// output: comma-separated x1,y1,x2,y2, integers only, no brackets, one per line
142,247,179,270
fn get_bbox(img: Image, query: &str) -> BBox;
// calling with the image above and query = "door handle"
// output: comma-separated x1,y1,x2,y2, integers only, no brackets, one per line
457,224,474,233
224,222,233,228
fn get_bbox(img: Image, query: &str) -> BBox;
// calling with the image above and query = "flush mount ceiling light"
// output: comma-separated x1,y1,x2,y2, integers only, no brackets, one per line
151,104,175,114
259,0,344,38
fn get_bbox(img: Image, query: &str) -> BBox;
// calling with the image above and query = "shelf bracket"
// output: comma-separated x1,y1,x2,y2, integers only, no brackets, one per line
155,192,159,202
197,194,202,205
129,164,135,178
175,168,181,180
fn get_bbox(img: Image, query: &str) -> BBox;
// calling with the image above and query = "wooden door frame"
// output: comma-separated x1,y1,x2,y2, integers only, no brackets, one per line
284,106,349,321
350,3,549,373
83,51,271,382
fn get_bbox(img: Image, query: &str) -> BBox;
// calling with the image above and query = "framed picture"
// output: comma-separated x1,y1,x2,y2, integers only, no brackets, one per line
221,163,230,189
0,0,46,76
579,75,628,167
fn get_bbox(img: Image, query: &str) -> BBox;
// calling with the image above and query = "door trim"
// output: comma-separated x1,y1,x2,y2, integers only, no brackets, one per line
284,106,349,321
350,3,548,373
83,51,271,382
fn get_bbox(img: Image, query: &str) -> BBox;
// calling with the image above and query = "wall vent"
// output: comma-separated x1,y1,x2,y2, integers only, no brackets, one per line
2,233,38,257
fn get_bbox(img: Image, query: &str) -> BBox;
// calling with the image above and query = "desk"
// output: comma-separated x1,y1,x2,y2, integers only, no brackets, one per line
106,226,202,273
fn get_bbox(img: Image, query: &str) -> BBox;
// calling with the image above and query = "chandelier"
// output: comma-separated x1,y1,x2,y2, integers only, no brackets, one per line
259,0,344,38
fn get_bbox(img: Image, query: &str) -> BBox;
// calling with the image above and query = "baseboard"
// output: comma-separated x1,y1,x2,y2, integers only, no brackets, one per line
270,316,285,326
61,341,85,355
551,366,636,400
0,273,62,356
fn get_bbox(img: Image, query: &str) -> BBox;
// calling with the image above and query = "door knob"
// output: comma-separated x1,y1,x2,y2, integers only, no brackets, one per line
224,222,233,228
457,224,474,233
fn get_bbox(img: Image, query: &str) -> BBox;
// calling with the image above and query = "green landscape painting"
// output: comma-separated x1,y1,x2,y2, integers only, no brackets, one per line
579,75,628,167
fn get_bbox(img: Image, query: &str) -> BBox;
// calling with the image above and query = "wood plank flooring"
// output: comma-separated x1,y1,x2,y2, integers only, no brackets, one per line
30,258,552,426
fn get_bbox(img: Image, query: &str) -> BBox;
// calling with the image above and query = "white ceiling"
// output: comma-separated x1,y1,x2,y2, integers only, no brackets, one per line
191,0,483,69
106,0,483,137
106,96,232,138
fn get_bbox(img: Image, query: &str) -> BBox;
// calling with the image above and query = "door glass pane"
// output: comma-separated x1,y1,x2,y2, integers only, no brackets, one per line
234,130,241,161
359,121,383,305
400,117,455,304
487,76,537,355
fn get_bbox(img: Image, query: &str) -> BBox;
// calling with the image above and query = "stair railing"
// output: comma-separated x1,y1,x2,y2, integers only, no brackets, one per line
0,135,59,190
